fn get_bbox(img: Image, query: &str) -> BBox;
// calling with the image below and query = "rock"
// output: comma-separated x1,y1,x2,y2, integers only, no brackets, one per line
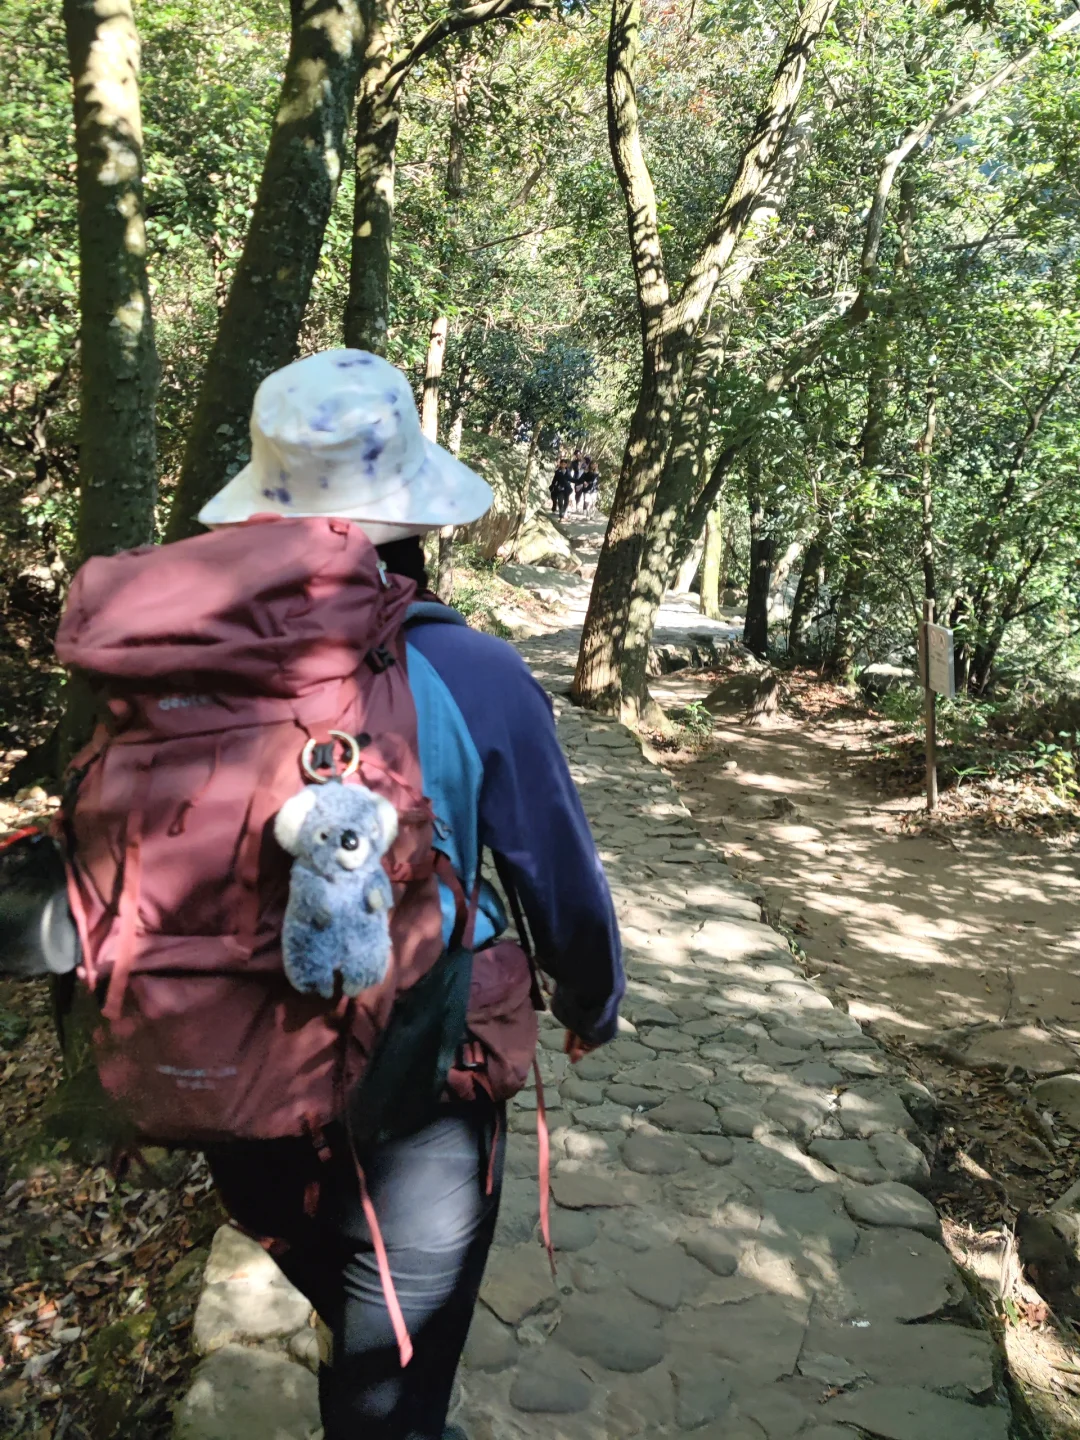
509,1345,594,1413
564,1129,616,1162
837,1086,916,1138
830,1049,889,1078
649,1096,719,1133
555,1293,666,1373
805,1318,995,1399
963,1025,1079,1077
619,1059,713,1090
505,515,582,572
671,1355,735,1428
844,1182,941,1238
493,1175,541,1245
575,1102,632,1132
463,1307,519,1372
717,1106,770,1138
870,1132,930,1190
858,663,918,700
173,1345,318,1440
682,1229,740,1276
641,1028,698,1053
286,1327,319,1373
768,1025,819,1050
551,1168,630,1209
1032,1073,1080,1127
193,1228,311,1354
830,1228,966,1322
761,1189,859,1262
699,1293,810,1382
627,998,680,1027
479,1243,555,1324
809,1138,886,1185
619,1248,709,1310
763,1089,833,1141
622,1130,694,1175
737,1385,819,1438
606,1362,677,1436
574,1052,619,1082
823,1383,1008,1440
606,1083,665,1110
895,1078,938,1129
550,1208,598,1251
561,1076,605,1106
690,1135,735,1166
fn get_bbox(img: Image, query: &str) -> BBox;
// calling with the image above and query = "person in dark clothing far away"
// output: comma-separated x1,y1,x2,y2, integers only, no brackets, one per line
551,459,572,519
36,350,624,1440
583,459,601,517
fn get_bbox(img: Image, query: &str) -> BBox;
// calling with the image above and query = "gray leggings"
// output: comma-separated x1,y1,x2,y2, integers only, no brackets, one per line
206,1101,505,1440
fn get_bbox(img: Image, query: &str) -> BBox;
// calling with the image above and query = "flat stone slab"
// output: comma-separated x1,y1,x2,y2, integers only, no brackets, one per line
173,1344,318,1440
193,1227,311,1354
809,1138,886,1185
551,1168,634,1209
463,1307,518,1372
649,1096,720,1133
509,1344,594,1413
830,1228,966,1322
622,1130,694,1175
844,1181,941,1238
805,1318,995,1399
823,1383,1010,1440
554,1292,666,1372
479,1242,555,1324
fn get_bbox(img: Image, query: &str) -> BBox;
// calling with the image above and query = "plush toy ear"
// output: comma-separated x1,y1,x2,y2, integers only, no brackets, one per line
373,795,399,855
274,787,318,856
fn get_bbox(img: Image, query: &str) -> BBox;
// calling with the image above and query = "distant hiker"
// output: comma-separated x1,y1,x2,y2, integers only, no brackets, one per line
30,349,624,1440
574,455,595,516
551,460,572,519
583,460,600,517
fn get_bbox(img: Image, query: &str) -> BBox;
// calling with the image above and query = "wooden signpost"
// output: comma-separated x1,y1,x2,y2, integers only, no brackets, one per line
919,600,955,813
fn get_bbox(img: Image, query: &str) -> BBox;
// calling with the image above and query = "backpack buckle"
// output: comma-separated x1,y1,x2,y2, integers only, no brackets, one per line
366,645,396,674
457,1039,485,1072
301,731,361,783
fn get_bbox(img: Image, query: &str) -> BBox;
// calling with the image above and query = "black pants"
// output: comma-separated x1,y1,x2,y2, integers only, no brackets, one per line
206,1100,505,1440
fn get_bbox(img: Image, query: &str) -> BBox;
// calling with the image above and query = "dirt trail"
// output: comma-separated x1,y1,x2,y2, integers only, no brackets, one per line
654,690,1080,1069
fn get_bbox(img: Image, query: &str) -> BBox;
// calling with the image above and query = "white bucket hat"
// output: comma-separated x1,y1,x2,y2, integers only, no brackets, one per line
197,349,492,542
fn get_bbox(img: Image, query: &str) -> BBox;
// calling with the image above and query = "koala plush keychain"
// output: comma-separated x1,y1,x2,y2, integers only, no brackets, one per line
274,781,399,999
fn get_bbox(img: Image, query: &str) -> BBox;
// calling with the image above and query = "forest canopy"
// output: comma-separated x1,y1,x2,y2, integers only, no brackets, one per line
3,0,1080,751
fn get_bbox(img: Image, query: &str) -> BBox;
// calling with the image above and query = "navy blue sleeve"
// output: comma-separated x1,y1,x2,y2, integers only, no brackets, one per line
407,621,624,1045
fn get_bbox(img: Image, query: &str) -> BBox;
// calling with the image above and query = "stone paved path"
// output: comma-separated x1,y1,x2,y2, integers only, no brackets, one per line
175,524,1012,1440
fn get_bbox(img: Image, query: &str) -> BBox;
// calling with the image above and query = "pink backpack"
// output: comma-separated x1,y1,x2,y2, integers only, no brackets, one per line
54,515,539,1150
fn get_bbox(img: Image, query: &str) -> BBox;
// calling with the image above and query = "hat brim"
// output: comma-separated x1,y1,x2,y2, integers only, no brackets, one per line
197,438,493,530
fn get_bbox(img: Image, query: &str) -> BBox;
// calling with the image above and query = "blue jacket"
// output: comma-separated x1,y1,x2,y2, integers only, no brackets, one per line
406,615,624,1047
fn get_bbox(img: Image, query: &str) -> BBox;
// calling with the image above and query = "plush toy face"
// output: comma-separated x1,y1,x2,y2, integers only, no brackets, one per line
274,781,398,880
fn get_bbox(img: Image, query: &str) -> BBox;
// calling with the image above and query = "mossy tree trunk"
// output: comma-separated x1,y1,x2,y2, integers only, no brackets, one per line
64,0,159,562
166,0,365,540
573,0,839,716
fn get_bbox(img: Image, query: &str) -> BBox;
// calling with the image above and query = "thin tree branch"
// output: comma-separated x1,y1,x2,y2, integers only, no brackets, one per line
385,0,550,104
861,8,1080,279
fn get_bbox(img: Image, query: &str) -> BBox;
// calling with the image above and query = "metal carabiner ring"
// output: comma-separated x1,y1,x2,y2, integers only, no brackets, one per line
300,730,362,784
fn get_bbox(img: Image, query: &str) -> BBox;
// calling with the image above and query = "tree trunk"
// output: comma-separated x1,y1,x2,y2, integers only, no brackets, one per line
827,319,891,677
344,3,399,356
167,0,364,540
618,111,824,712
419,315,453,601
573,0,839,715
701,506,723,619
64,0,158,561
789,536,824,660
743,472,776,659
